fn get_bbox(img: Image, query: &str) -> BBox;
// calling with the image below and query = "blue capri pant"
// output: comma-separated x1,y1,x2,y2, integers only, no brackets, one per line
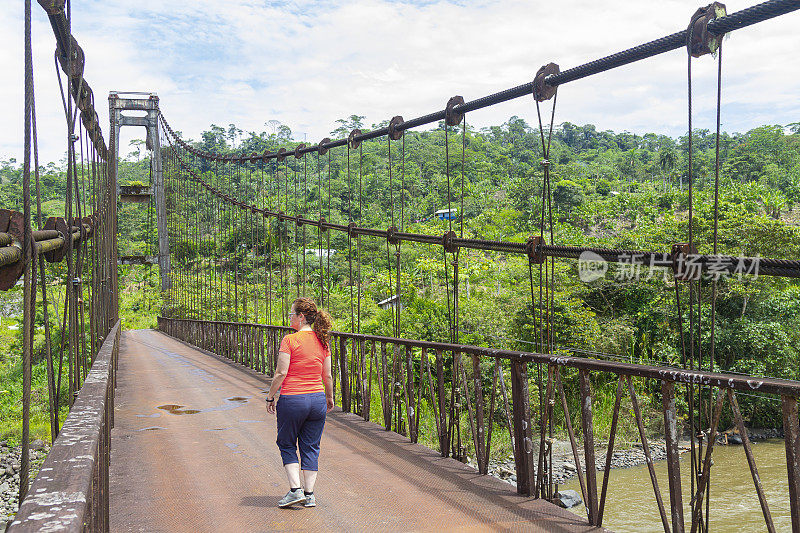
275,392,327,471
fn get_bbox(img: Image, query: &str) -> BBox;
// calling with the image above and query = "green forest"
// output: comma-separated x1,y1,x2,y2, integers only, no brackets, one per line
2,116,800,444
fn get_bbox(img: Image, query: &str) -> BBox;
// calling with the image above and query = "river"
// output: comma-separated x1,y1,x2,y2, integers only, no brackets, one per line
562,439,792,532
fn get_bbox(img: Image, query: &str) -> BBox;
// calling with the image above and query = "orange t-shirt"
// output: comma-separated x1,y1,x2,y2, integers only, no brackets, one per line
278,330,330,395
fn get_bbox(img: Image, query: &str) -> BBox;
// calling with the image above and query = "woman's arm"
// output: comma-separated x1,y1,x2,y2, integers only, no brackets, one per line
322,355,334,411
266,351,290,414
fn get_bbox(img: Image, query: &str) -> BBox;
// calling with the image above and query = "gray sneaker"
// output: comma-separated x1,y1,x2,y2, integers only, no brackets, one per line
304,493,316,507
278,488,306,508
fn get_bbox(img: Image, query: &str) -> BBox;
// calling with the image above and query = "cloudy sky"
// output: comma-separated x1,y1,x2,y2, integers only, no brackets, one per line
2,0,799,165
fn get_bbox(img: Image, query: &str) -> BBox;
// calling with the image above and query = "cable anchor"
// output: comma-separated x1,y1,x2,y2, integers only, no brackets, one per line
387,226,399,245
671,242,701,281
688,2,727,57
526,235,545,264
442,231,458,254
388,116,404,141
533,63,559,102
445,96,465,126
348,129,362,149
0,210,25,290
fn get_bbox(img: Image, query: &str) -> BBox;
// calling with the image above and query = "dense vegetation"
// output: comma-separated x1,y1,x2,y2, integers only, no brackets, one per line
2,117,799,444
166,116,800,430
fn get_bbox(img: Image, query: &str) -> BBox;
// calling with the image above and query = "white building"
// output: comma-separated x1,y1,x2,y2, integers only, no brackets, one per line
305,248,336,259
377,294,403,311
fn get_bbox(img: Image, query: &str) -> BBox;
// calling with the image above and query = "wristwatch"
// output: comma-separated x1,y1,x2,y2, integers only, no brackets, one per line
266,397,275,403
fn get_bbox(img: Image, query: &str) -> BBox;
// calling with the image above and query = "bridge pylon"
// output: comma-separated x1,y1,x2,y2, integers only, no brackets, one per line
108,91,171,293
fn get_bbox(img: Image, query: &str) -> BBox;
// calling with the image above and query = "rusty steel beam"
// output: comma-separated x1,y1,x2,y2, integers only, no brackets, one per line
459,356,480,471
556,370,589,515
536,366,555,500
598,377,625,526
783,395,800,532
728,390,775,533
628,377,671,533
690,390,726,533
662,380,685,533
579,370,599,525
472,354,487,475
118,184,152,203
339,337,351,412
510,359,534,496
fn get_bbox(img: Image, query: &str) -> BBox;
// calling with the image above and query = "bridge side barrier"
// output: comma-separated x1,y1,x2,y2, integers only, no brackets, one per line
158,316,800,531
9,319,120,533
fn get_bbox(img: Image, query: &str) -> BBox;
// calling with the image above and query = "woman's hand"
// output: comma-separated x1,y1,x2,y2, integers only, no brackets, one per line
326,396,334,412
266,398,277,415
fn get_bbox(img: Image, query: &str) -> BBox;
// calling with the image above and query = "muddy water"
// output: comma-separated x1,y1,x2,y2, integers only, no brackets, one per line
563,439,791,532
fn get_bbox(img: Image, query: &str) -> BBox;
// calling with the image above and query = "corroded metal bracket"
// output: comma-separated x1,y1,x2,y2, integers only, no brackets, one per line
526,235,545,264
42,216,70,263
388,116,404,140
0,210,25,290
533,63,559,102
445,96,465,126
442,231,458,253
671,242,700,281
318,138,331,156
688,2,727,57
348,129,362,150
387,226,400,246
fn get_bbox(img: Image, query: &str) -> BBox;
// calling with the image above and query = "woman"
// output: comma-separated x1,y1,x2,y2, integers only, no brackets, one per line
266,297,335,508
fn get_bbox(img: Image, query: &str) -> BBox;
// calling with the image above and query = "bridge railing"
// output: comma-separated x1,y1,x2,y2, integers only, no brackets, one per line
8,320,120,533
158,315,800,531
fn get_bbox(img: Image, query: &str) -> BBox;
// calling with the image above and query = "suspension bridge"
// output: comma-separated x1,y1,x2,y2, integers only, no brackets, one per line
4,0,800,531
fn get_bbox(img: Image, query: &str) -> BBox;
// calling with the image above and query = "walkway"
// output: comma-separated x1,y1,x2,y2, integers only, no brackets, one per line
109,329,598,532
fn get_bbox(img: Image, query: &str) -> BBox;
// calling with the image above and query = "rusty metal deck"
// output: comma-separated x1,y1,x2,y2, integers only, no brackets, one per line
109,329,598,532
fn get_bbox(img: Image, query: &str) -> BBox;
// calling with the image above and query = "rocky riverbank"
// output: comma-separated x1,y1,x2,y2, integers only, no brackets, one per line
470,439,682,487
471,428,784,489
1,440,50,530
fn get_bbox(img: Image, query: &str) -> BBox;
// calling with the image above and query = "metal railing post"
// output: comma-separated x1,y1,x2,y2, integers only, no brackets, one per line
782,395,800,531
510,358,534,496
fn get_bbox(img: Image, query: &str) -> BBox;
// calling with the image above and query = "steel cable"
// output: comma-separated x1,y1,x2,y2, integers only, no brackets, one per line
156,0,800,163
159,120,800,281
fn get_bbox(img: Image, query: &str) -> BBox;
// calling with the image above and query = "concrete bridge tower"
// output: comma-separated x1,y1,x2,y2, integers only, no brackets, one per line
108,91,171,293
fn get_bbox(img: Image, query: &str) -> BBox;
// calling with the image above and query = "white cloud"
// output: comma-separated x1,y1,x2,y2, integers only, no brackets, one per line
2,0,799,165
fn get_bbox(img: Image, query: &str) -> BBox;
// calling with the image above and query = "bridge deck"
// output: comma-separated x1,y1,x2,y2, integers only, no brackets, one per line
110,330,598,532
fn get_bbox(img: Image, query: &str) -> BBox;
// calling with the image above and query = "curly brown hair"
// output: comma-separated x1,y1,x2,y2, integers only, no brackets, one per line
292,297,332,349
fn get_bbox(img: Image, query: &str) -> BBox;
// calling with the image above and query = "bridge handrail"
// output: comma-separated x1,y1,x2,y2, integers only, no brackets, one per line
157,316,800,397
9,319,120,533
157,316,800,528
